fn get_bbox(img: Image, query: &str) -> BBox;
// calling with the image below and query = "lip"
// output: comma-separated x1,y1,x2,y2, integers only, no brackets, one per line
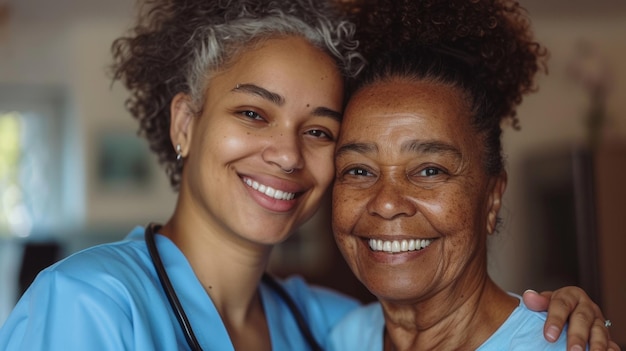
240,175,304,212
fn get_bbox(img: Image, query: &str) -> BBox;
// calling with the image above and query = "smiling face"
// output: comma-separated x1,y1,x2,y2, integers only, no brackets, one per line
173,36,343,247
332,77,506,303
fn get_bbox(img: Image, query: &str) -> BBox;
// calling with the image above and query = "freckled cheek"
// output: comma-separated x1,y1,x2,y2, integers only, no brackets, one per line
426,190,482,234
417,191,474,233
332,188,365,236
331,193,361,266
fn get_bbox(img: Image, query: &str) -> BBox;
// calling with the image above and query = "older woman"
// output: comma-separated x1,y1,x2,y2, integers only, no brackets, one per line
330,0,618,350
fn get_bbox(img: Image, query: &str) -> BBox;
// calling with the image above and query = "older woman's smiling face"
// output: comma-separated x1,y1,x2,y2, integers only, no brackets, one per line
332,78,506,303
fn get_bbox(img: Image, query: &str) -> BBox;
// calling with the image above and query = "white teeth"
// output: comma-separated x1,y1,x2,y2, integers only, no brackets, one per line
368,238,433,253
244,178,296,200
383,241,392,252
392,241,401,253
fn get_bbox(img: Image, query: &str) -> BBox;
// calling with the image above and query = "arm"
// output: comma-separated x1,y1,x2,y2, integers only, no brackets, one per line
523,287,620,351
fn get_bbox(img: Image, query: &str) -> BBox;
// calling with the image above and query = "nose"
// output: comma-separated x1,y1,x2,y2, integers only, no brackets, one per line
366,178,417,219
262,132,304,173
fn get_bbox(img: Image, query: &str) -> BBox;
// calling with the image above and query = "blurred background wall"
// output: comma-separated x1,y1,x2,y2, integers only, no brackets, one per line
0,0,624,344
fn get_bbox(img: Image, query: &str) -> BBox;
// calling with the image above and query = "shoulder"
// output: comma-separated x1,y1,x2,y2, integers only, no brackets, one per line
0,227,173,350
333,301,384,333
273,275,361,320
479,293,570,350
17,226,153,313
329,302,384,351
264,275,361,347
45,228,149,287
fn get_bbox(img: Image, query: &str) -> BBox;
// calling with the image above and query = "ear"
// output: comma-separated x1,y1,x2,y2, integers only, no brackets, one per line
486,171,507,235
170,92,195,158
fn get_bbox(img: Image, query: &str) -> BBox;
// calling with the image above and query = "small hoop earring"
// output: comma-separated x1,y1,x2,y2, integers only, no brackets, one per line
282,168,294,174
176,144,183,161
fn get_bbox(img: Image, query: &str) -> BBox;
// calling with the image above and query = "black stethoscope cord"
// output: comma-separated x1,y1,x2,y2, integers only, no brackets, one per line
146,223,203,350
260,274,324,351
145,223,323,351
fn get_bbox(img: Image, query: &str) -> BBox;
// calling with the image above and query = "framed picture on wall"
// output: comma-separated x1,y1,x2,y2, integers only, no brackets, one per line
96,131,153,192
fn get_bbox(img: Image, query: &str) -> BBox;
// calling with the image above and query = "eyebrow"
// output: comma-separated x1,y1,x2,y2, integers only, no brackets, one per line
233,83,342,122
335,139,462,160
402,140,462,160
233,83,284,106
335,142,378,157
312,106,342,122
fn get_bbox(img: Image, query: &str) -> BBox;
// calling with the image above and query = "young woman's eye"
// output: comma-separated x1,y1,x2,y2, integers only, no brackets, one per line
240,110,264,121
306,129,334,140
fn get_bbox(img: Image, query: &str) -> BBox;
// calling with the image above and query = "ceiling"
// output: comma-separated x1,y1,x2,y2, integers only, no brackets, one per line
3,0,626,22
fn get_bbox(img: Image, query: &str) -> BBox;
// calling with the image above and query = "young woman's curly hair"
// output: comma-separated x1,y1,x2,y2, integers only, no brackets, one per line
110,0,363,189
343,0,549,174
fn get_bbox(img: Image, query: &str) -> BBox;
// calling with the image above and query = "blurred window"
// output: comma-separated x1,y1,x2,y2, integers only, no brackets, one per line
0,112,25,235
0,88,64,238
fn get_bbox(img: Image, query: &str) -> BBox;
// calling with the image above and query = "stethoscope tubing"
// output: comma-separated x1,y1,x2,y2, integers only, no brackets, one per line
145,223,323,351
146,223,203,350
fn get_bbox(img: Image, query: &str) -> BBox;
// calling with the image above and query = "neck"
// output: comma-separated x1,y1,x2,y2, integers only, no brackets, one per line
381,275,517,351
160,209,272,326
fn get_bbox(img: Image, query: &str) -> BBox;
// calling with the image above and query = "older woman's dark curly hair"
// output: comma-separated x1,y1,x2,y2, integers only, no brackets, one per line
343,0,548,175
111,0,363,189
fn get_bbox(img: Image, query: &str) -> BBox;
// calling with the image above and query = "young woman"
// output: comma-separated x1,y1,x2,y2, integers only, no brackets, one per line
0,1,362,350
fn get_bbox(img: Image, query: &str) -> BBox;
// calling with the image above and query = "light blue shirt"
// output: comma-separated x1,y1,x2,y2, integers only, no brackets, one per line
330,294,573,350
0,226,359,350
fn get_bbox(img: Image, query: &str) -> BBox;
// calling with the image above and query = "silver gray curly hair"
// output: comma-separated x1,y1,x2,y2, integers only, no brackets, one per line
111,0,364,189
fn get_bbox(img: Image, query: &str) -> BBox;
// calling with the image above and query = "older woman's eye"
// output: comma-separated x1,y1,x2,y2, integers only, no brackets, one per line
419,167,444,177
347,167,372,177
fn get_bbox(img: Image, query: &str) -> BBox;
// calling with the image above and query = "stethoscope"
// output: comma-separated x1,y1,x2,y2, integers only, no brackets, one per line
144,223,324,351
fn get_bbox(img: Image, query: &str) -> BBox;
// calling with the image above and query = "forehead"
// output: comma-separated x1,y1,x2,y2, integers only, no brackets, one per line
211,36,343,101
340,78,473,145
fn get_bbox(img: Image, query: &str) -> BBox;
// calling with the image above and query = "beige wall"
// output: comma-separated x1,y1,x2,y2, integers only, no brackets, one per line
67,19,177,226
489,16,626,292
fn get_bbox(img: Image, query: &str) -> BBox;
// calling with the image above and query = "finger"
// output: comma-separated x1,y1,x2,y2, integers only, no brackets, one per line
549,287,609,351
585,296,612,351
608,340,622,351
586,316,609,351
523,289,550,311
542,288,578,343
539,290,554,300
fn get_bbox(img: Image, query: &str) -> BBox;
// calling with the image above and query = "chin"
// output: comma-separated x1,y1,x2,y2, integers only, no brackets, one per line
356,272,409,298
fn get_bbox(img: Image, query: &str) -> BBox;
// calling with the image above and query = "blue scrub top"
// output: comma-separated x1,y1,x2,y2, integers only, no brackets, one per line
0,226,359,350
329,294,571,351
